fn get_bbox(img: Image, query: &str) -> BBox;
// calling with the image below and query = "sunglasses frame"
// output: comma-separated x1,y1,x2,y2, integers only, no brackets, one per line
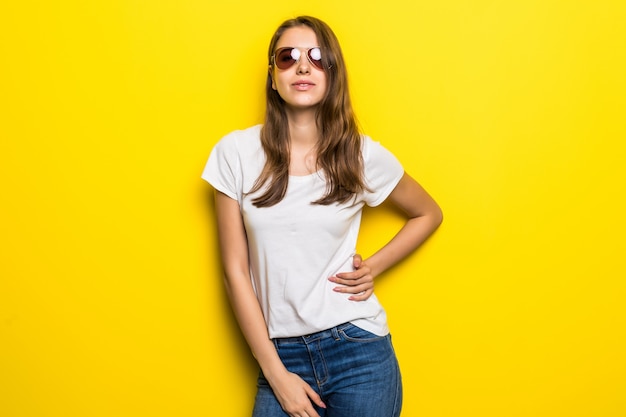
271,46,328,71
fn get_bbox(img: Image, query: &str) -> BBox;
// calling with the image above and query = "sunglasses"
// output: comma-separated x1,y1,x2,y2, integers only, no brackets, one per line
272,47,326,70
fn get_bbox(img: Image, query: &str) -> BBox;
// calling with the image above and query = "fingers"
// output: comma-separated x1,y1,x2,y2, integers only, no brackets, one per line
329,273,373,290
329,254,374,300
331,262,371,287
304,384,326,412
277,373,325,417
285,390,324,417
334,254,370,281
331,279,371,293
347,288,373,301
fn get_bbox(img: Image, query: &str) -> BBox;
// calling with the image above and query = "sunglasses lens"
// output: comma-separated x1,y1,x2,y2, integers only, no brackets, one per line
307,47,324,69
275,48,299,69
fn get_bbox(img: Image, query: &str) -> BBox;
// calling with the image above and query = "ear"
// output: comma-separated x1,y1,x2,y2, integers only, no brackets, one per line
269,65,277,90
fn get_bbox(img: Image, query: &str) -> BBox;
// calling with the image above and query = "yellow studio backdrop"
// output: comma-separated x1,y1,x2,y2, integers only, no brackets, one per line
1,1,625,416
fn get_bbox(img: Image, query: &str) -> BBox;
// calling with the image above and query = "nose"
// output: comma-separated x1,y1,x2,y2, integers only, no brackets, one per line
296,57,311,75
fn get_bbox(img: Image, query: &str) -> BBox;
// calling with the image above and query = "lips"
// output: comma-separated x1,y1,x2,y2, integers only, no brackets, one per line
292,79,316,90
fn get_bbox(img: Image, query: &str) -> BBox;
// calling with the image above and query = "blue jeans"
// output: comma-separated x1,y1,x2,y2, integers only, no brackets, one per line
252,322,402,417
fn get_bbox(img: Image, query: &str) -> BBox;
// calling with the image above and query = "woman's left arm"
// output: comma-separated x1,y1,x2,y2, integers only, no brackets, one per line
330,172,443,300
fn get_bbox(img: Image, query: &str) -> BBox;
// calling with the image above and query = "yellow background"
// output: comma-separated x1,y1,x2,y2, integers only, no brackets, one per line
1,1,625,416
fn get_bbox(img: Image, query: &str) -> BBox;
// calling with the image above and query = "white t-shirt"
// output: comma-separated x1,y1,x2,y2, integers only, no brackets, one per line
202,125,404,338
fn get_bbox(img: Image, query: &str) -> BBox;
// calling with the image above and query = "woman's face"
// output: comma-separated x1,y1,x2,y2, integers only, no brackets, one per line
271,26,327,111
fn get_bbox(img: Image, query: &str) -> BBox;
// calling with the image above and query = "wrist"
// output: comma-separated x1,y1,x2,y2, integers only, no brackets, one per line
260,361,289,384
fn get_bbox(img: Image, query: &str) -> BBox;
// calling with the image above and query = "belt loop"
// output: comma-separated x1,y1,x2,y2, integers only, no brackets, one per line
331,325,340,340
273,338,279,349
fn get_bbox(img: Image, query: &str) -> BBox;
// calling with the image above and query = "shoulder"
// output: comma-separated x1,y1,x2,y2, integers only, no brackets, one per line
216,124,262,152
203,125,264,195
210,125,263,166
361,135,401,167
359,135,405,205
207,124,264,171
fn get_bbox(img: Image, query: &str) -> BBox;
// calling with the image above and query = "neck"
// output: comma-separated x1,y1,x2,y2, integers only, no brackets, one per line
286,107,319,147
285,107,320,176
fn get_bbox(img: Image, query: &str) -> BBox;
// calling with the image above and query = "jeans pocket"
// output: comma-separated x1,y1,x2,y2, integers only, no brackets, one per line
338,323,387,343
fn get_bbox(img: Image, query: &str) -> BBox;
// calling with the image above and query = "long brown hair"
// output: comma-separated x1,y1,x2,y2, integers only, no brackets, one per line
250,16,367,207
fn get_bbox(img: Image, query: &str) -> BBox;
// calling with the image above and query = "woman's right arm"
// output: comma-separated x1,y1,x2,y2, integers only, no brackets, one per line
214,191,325,416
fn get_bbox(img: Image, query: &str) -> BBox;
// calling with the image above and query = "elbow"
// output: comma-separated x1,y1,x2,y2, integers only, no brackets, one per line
425,205,443,233
434,206,444,228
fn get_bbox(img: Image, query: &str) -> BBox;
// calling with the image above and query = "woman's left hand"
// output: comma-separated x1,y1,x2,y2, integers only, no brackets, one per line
329,254,374,301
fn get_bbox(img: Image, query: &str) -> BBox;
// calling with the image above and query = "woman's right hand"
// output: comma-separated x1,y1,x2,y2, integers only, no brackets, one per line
268,369,326,417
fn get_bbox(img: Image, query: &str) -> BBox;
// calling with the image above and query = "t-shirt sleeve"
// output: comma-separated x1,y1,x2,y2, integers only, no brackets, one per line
201,132,242,202
362,136,405,207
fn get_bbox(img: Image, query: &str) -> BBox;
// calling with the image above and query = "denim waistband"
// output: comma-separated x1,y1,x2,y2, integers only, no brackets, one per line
273,322,354,346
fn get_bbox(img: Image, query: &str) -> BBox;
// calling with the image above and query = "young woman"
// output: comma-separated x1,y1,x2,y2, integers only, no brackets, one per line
203,16,442,417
